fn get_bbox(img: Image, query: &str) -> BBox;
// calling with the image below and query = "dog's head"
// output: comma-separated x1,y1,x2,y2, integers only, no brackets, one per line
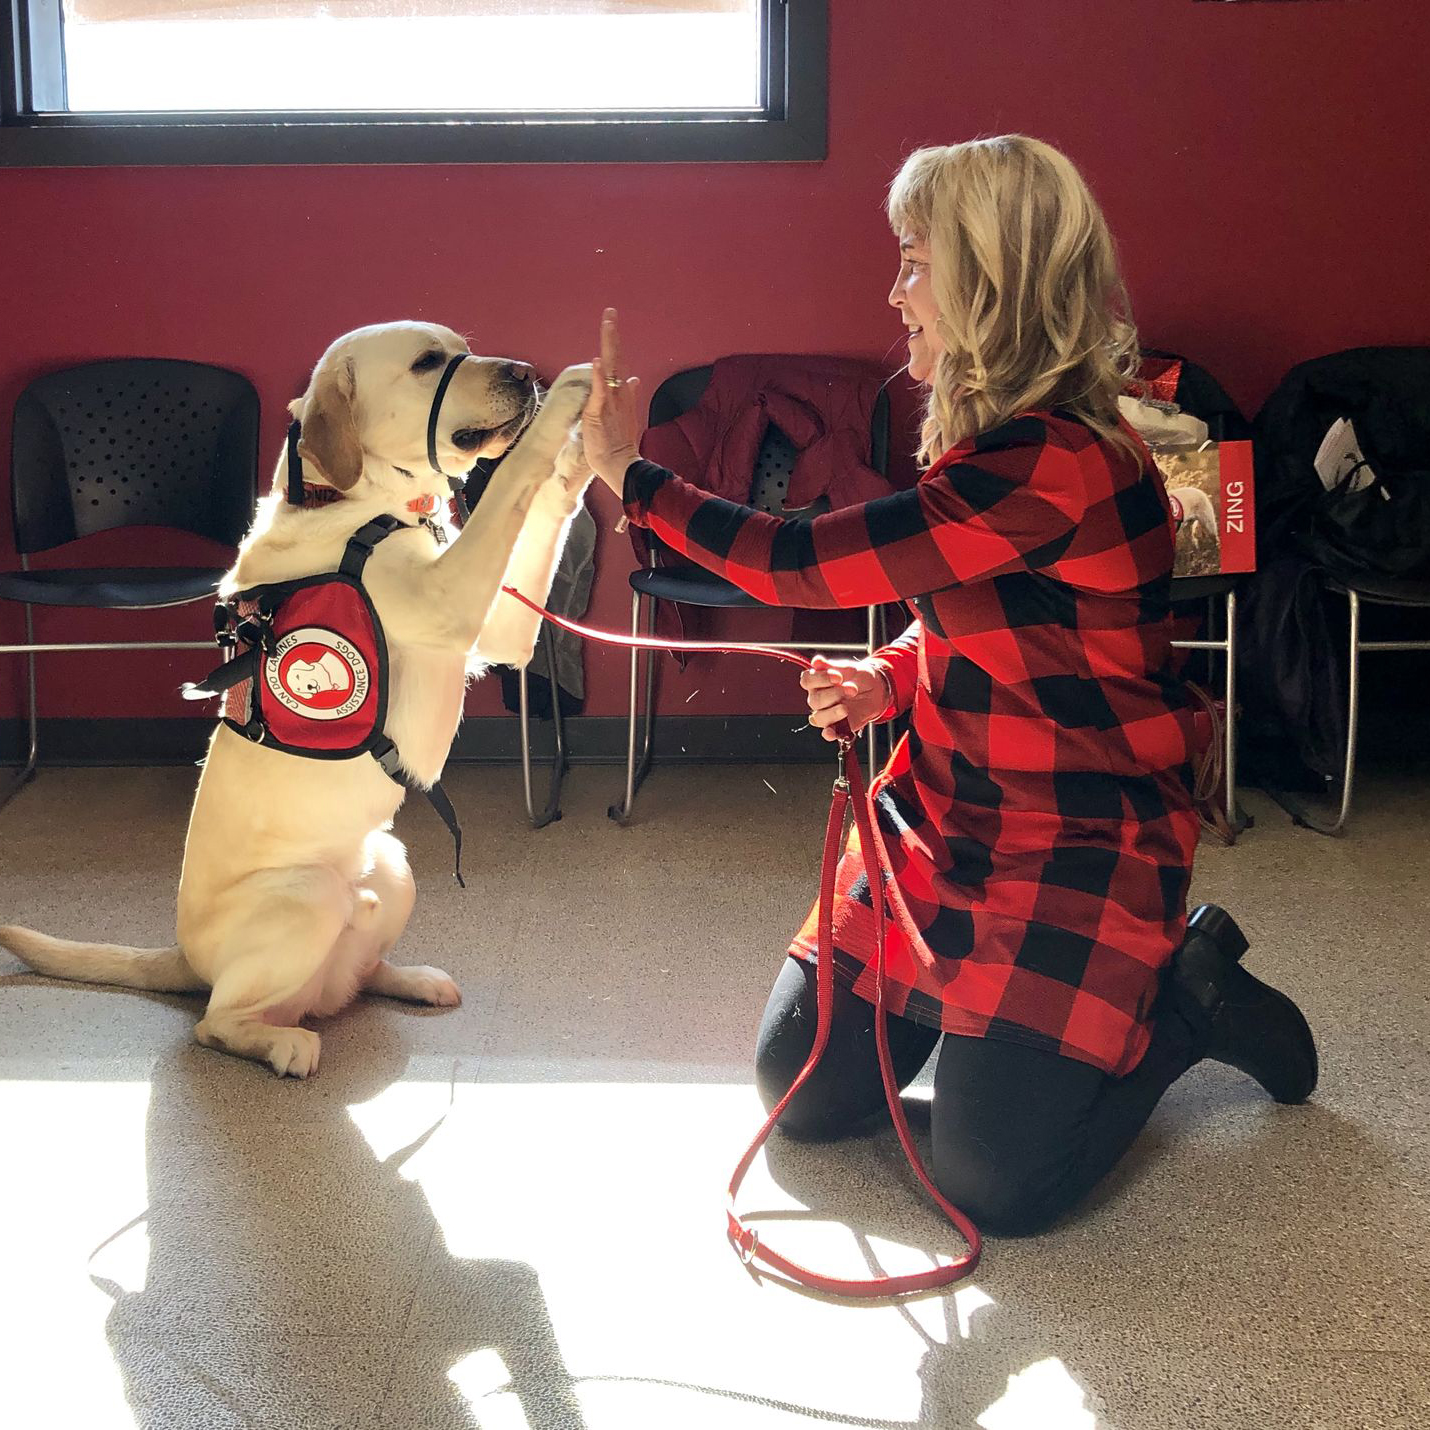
287,652,348,698
290,321,540,493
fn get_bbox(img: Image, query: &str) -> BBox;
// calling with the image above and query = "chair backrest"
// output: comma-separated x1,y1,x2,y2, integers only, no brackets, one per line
1137,348,1251,442
10,358,260,554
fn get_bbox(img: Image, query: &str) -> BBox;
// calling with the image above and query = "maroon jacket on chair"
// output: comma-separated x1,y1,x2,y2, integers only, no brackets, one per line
635,354,897,563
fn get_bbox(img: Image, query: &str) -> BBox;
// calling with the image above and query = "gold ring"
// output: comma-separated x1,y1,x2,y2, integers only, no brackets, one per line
605,377,624,390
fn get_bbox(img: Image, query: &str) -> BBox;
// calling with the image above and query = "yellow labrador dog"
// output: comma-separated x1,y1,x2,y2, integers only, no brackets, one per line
0,322,593,1077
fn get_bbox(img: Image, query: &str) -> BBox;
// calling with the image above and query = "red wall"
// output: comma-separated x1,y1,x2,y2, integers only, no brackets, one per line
3,0,1428,722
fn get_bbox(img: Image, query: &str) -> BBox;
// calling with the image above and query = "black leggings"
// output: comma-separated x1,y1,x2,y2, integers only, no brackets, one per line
754,955,1203,1236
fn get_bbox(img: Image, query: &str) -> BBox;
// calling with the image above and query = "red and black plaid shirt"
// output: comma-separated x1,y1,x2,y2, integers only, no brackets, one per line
623,410,1201,1076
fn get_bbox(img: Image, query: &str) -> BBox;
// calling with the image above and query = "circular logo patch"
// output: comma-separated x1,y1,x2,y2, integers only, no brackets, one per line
1168,491,1184,526
264,627,370,722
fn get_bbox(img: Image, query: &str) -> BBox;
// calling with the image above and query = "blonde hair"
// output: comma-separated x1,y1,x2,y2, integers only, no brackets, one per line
887,135,1142,467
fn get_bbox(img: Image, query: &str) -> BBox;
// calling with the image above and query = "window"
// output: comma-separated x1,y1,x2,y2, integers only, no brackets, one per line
1,0,825,164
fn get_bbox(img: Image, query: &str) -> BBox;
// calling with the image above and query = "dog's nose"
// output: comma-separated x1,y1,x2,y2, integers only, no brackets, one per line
507,363,534,385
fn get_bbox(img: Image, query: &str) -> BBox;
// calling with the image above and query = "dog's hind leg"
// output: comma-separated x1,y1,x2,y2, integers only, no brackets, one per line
357,831,461,1008
193,865,352,1078
365,960,461,1007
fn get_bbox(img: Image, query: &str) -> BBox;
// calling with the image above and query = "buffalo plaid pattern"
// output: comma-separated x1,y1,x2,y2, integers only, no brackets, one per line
623,410,1203,1076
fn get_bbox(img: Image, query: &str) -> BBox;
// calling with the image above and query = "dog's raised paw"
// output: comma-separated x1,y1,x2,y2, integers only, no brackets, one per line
545,363,594,415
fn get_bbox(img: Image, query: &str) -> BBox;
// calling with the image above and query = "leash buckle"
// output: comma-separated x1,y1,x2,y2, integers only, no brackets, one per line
735,1228,760,1266
833,737,851,794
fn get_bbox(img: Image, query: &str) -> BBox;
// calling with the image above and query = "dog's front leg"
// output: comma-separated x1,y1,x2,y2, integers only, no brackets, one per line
474,425,594,668
428,365,593,650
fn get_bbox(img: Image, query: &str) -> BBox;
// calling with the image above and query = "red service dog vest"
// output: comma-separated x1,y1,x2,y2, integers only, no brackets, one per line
218,573,386,757
185,515,467,884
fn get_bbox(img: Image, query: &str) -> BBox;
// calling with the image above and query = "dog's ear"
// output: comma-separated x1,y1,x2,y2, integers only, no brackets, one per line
296,356,363,491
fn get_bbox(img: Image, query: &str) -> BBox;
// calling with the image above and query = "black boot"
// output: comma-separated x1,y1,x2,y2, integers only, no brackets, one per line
1172,904,1319,1104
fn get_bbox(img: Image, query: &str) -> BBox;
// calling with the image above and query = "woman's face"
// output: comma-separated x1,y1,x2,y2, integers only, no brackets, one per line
888,232,945,384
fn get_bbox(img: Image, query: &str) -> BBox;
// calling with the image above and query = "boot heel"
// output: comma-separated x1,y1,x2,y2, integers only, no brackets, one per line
1187,904,1248,962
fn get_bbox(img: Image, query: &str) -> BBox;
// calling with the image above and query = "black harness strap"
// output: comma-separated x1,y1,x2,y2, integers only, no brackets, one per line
180,644,257,702
286,419,304,508
373,736,465,890
340,515,406,577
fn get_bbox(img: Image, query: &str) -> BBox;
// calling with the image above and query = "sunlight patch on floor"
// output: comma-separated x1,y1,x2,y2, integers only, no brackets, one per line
977,1357,1098,1430
380,1078,982,1425
1,1079,151,1430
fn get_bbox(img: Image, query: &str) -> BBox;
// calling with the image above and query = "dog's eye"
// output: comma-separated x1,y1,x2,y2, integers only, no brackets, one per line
411,351,446,374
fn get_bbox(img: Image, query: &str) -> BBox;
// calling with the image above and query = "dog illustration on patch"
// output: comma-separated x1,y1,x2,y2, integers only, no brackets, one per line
287,650,352,701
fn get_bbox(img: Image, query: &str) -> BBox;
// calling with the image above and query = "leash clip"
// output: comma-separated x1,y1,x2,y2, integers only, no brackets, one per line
833,737,852,793
735,1228,760,1266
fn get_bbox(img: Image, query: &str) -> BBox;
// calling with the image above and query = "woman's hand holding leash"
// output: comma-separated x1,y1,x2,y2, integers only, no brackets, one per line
802,657,892,741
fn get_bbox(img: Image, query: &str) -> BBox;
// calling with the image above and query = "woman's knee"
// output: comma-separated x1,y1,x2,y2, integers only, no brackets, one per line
753,958,885,1141
753,1032,858,1141
929,1142,1070,1236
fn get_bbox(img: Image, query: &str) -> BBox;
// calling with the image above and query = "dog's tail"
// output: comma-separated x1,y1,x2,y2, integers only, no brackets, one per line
0,924,206,992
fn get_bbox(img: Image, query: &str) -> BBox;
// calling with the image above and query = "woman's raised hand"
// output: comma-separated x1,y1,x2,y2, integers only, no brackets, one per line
581,308,644,498
800,656,892,741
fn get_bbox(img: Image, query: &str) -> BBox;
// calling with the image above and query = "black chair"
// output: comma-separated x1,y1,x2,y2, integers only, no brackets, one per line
1138,349,1254,835
608,361,892,824
0,359,260,809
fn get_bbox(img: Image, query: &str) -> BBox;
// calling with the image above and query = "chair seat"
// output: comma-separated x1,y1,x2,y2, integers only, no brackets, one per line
1324,571,1430,608
1170,573,1238,604
0,566,223,609
630,565,765,609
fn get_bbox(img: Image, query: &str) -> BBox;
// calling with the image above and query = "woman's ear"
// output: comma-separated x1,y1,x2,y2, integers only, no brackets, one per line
296,356,363,490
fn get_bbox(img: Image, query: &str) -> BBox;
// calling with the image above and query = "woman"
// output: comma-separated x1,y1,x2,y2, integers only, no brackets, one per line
579,136,1317,1235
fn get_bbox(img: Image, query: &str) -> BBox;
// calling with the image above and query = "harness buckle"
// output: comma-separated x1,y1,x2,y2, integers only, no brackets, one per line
236,612,277,655
213,603,237,651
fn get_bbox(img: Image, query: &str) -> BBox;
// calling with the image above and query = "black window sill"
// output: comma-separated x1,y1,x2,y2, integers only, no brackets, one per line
0,109,826,167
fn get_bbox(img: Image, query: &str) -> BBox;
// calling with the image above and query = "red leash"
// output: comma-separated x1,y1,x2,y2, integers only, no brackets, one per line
500,586,982,1296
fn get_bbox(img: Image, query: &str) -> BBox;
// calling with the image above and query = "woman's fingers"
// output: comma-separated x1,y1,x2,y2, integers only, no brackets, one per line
585,358,607,419
805,685,845,713
601,308,623,376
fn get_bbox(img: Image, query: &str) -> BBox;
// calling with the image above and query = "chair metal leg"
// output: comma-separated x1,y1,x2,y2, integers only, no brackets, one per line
608,589,657,823
518,622,568,830
0,605,39,814
1271,588,1361,836
1223,588,1240,833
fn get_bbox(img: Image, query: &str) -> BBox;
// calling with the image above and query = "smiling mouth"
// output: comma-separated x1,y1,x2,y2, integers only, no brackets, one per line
451,390,539,454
